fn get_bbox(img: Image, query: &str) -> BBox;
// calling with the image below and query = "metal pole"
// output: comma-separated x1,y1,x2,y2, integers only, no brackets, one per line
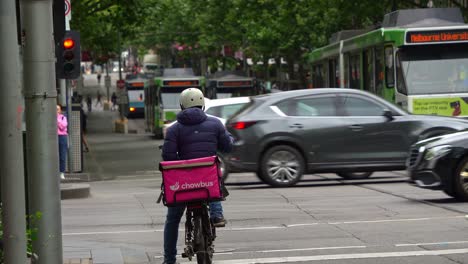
118,32,125,121
59,79,66,105
118,32,122,80
0,0,28,263
21,0,63,263
66,79,73,172
106,62,110,103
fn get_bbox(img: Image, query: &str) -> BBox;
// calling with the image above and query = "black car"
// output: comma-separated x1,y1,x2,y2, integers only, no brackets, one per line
225,88,468,187
407,131,468,201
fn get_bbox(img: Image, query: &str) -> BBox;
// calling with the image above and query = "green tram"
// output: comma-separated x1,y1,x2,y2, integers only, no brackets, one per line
308,8,468,117
145,68,207,138
207,71,258,99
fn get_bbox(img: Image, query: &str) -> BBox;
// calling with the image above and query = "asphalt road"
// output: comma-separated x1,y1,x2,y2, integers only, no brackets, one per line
62,105,468,264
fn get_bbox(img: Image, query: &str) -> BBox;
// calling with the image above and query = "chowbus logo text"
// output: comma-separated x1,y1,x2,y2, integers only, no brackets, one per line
169,180,214,192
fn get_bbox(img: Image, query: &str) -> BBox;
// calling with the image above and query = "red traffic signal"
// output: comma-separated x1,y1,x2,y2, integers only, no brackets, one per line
56,30,80,79
63,38,75,49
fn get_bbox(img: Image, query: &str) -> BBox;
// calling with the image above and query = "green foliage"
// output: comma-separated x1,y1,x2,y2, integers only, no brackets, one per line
71,0,468,83
0,208,41,262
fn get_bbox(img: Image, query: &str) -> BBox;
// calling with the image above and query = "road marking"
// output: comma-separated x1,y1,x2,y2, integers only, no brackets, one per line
193,248,468,264
63,215,465,236
257,245,367,254
63,229,164,236
215,245,367,256
396,240,468,247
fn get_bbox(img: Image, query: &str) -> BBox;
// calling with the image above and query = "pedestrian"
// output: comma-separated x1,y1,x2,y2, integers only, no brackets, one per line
80,103,90,152
111,92,117,111
97,72,102,84
57,104,68,180
161,88,233,264
95,90,102,107
86,95,92,112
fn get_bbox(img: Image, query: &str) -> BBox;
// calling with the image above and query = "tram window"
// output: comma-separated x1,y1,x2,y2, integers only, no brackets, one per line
385,46,395,88
375,47,384,96
312,64,325,88
344,54,350,87
363,48,375,93
328,59,339,87
396,52,408,95
349,54,361,89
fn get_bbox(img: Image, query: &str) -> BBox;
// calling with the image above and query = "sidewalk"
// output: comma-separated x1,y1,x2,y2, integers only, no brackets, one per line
62,108,164,264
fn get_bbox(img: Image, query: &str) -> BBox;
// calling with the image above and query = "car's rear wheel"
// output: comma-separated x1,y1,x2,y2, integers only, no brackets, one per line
260,145,304,187
453,156,468,202
336,172,373,180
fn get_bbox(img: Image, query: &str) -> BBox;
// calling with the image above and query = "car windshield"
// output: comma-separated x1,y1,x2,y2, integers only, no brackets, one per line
400,44,468,95
161,93,180,109
205,103,247,119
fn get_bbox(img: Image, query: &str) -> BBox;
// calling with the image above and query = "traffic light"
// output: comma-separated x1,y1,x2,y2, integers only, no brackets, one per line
56,30,80,79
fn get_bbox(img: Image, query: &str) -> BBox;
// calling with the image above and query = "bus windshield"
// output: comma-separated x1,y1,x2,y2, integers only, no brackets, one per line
216,89,255,98
400,44,468,95
161,93,180,109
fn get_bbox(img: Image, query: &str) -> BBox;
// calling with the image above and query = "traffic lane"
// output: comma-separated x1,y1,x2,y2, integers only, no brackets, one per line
61,172,468,263
226,171,468,215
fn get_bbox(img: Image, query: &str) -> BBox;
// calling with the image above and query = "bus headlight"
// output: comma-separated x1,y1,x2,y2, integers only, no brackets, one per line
424,145,452,161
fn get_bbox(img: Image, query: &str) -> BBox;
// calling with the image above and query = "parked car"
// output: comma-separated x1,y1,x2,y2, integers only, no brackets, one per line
225,88,468,187
163,96,251,180
407,131,468,201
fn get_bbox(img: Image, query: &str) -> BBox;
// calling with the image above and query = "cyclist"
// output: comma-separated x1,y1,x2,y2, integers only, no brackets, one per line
161,87,233,264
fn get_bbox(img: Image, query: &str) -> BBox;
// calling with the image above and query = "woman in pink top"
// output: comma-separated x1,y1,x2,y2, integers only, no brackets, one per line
57,105,68,180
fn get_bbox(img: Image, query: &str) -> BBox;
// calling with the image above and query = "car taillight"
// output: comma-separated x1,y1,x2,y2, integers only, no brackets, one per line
230,121,257,130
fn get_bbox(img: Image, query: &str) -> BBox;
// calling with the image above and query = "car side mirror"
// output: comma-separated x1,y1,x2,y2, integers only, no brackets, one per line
382,109,394,121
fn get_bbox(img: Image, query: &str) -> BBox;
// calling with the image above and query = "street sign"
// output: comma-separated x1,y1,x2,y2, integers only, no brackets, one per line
64,0,71,16
117,79,125,89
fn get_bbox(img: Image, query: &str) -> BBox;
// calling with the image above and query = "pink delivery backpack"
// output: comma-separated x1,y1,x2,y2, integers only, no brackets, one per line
158,156,224,206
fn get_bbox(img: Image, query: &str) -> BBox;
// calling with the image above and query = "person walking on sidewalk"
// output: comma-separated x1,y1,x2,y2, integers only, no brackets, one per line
86,95,92,112
95,90,102,107
161,87,233,264
57,104,68,180
111,92,117,111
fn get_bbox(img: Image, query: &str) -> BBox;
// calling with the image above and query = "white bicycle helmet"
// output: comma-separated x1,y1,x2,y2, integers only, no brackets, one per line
179,87,205,110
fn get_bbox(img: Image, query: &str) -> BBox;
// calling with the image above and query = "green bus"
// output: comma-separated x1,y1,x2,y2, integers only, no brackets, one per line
308,8,468,117
145,68,207,138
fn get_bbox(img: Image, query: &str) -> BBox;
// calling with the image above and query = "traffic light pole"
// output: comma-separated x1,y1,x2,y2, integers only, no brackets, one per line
0,0,28,263
21,0,63,263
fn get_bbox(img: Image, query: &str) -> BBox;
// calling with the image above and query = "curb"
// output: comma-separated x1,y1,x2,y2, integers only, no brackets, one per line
61,183,91,199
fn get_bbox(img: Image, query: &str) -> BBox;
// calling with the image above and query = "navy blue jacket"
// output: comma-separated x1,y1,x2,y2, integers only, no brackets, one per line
162,107,233,161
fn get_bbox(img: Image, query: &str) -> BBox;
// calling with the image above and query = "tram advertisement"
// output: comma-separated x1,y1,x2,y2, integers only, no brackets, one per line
412,97,468,117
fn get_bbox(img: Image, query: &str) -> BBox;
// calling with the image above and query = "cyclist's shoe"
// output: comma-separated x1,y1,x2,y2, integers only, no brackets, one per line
212,216,227,227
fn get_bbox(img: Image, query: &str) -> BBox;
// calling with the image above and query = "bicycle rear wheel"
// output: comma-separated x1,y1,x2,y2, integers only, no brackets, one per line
194,213,213,264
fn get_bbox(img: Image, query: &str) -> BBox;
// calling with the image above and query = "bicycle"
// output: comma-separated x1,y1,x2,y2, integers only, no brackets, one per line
158,155,224,264
181,201,216,264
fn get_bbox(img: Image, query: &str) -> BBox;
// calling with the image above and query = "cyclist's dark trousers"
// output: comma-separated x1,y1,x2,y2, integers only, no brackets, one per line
164,206,185,264
163,201,223,263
